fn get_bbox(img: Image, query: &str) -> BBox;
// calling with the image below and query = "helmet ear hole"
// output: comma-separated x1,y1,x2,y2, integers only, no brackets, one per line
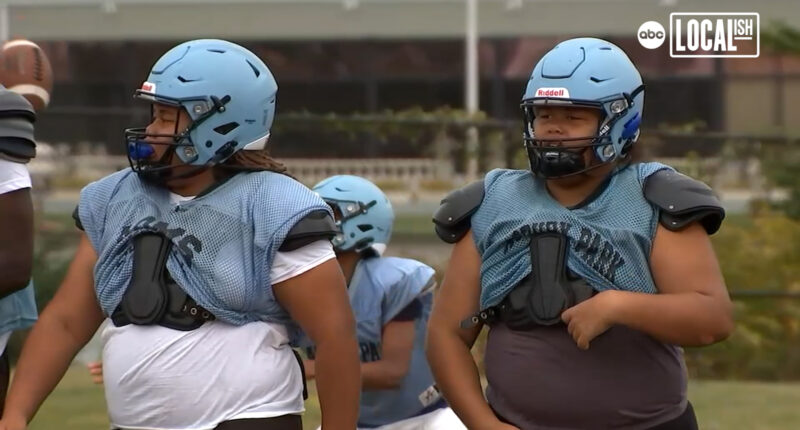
620,140,634,158
357,224,374,232
619,129,639,158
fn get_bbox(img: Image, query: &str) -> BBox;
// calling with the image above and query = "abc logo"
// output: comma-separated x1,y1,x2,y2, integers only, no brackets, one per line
637,21,666,49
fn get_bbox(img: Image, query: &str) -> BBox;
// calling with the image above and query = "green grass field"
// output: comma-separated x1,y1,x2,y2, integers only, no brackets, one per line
24,366,800,430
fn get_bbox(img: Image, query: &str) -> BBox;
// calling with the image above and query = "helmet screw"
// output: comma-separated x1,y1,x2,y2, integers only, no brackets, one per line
206,140,213,148
183,147,197,158
193,104,205,115
610,100,627,114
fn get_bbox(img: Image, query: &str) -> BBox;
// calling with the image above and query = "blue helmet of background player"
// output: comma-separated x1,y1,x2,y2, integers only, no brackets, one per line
313,175,394,255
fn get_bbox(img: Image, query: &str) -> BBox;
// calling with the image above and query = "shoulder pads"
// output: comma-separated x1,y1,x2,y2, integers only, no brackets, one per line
432,179,485,243
644,169,725,234
0,90,36,164
72,205,84,231
280,209,337,252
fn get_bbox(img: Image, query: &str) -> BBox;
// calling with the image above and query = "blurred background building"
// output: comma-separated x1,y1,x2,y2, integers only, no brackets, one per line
7,0,800,154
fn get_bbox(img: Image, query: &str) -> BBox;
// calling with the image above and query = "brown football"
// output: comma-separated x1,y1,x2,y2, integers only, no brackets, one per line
0,39,54,112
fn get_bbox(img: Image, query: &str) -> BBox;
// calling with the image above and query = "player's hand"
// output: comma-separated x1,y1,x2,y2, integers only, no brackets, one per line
561,290,621,350
87,361,104,385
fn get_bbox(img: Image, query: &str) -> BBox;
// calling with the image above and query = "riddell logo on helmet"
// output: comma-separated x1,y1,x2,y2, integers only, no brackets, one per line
141,82,156,93
535,88,570,98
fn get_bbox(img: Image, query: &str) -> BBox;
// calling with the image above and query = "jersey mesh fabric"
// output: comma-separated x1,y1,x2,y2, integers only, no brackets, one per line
79,169,332,326
471,162,671,310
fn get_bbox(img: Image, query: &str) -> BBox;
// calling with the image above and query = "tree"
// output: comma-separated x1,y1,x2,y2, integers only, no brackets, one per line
760,21,800,219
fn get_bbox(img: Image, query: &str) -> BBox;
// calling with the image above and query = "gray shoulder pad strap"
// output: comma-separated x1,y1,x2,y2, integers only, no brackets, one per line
0,90,36,163
280,209,338,252
432,179,485,244
644,169,725,234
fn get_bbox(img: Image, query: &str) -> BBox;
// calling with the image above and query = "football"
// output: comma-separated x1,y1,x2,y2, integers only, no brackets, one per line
0,39,54,112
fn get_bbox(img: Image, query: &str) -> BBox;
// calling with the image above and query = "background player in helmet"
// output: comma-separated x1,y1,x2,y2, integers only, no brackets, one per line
299,175,466,430
0,40,360,430
428,37,734,430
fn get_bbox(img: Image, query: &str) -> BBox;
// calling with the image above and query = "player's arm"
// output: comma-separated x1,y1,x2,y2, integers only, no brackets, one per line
306,311,417,390
2,233,105,427
273,259,360,430
427,180,513,429
609,170,733,346
610,222,734,346
360,300,420,390
306,289,425,390
426,232,506,429
272,211,360,430
0,187,33,298
0,93,37,299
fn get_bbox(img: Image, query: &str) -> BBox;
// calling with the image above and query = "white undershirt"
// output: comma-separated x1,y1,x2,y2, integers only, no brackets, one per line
102,192,336,430
0,159,31,195
0,159,32,355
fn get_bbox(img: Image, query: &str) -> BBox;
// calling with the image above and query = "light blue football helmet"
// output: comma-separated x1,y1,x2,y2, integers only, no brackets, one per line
125,39,278,179
521,37,645,178
312,175,394,255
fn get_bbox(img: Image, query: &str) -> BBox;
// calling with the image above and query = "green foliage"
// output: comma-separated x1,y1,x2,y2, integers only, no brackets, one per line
677,150,714,184
759,21,800,218
270,108,514,177
686,215,800,380
762,21,800,55
272,108,491,157
714,215,800,291
760,144,800,219
31,214,81,312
